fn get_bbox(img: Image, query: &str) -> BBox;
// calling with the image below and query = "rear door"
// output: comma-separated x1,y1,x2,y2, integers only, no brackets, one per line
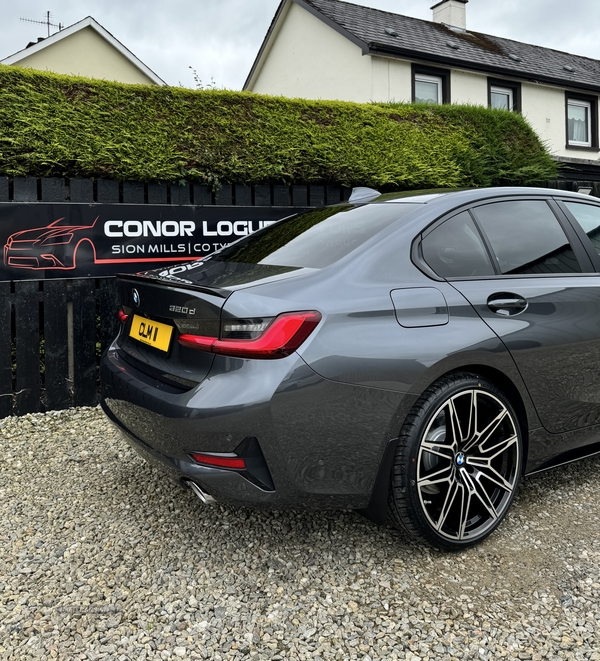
420,196,600,435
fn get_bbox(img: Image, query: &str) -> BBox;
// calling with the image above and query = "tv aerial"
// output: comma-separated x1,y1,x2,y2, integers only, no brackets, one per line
20,11,63,38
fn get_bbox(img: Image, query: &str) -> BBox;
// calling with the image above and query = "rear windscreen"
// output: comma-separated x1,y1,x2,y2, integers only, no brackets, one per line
213,203,420,269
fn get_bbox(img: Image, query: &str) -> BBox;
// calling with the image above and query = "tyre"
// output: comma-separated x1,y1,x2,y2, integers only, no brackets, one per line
388,372,522,550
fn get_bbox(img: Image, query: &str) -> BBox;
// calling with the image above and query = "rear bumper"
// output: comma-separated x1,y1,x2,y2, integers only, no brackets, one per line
102,403,277,505
101,345,413,510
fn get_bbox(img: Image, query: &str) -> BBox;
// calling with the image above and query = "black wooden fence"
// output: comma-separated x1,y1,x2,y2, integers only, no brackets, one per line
0,278,119,418
0,176,350,207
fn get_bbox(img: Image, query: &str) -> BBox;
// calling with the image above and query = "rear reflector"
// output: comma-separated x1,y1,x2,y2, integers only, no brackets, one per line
178,311,321,359
118,309,129,324
189,453,246,470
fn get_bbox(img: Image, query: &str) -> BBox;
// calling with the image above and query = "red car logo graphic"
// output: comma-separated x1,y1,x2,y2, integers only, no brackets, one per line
3,217,98,270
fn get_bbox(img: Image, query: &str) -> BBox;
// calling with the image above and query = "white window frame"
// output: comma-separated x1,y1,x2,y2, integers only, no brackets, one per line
490,86,514,111
414,74,443,105
567,98,592,148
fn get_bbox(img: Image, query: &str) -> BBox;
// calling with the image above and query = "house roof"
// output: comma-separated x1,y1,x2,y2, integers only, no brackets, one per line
246,0,600,93
1,16,165,86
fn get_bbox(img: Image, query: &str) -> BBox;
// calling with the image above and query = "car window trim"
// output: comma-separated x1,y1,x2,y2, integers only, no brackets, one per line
411,237,445,281
445,272,600,282
554,198,600,273
546,198,596,272
413,194,595,281
467,208,501,275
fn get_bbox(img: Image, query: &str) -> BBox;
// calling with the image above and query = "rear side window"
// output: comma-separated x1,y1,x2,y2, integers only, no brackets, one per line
421,211,495,278
473,200,581,275
563,201,600,257
214,204,420,269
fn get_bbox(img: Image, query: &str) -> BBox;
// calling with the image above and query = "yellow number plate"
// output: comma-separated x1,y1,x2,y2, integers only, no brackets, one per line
129,314,173,352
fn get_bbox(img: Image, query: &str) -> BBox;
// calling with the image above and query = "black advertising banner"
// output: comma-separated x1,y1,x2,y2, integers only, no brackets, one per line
0,203,304,281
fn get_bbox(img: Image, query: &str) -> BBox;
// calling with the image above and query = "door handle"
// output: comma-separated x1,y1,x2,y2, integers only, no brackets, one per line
487,293,528,316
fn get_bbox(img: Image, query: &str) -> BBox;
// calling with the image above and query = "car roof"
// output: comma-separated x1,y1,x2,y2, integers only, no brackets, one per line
373,187,597,206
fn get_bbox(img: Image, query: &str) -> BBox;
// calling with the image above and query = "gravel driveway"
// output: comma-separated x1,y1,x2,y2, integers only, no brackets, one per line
2,407,600,661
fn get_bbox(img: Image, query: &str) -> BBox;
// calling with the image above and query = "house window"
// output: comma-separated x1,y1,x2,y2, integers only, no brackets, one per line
412,65,450,104
415,74,443,104
568,99,592,147
566,93,598,149
488,79,521,112
490,86,513,110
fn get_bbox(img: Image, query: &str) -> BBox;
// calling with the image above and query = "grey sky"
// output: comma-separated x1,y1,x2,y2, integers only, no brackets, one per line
2,0,600,89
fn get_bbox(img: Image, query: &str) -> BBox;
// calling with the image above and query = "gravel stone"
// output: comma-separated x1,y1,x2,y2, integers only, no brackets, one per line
2,406,600,659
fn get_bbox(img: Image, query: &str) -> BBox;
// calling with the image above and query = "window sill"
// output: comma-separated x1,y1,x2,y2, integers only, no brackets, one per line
566,144,600,152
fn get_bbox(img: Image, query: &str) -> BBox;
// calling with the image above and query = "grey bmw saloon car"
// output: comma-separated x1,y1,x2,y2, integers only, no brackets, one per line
101,186,600,550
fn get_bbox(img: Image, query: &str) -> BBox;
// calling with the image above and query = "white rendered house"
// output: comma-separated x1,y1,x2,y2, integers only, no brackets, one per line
1,16,165,86
245,0,600,176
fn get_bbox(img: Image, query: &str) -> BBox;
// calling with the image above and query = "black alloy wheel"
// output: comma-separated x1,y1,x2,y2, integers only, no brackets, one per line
389,373,522,550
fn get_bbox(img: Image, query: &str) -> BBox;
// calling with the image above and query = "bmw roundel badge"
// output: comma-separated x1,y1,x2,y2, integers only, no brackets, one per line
132,288,140,307
456,452,465,467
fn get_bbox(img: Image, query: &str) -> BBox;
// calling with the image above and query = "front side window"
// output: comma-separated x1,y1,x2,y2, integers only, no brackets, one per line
490,86,513,111
563,201,600,256
568,99,592,147
415,74,443,104
473,200,581,275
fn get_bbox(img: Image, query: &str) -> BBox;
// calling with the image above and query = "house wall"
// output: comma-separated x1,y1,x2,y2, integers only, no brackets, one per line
371,57,412,103
251,2,374,102
450,69,487,106
12,27,156,85
522,83,571,159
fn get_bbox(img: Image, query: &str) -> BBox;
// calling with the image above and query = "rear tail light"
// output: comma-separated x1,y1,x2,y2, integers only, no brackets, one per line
221,318,272,340
178,311,321,359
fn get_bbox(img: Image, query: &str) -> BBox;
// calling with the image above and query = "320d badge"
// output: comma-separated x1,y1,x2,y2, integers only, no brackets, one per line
101,187,600,549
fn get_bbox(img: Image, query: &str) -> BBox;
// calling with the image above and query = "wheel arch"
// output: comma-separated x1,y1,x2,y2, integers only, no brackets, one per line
73,238,96,267
360,363,532,527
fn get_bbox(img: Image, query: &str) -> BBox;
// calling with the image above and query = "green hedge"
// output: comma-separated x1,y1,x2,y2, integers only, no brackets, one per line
0,65,558,188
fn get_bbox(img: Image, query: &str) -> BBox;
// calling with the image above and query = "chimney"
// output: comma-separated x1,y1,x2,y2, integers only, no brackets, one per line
431,0,468,30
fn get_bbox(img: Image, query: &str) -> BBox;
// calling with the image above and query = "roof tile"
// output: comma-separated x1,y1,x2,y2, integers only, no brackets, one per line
301,0,600,91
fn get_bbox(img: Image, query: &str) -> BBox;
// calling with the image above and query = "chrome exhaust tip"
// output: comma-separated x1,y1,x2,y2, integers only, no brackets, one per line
185,480,216,505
